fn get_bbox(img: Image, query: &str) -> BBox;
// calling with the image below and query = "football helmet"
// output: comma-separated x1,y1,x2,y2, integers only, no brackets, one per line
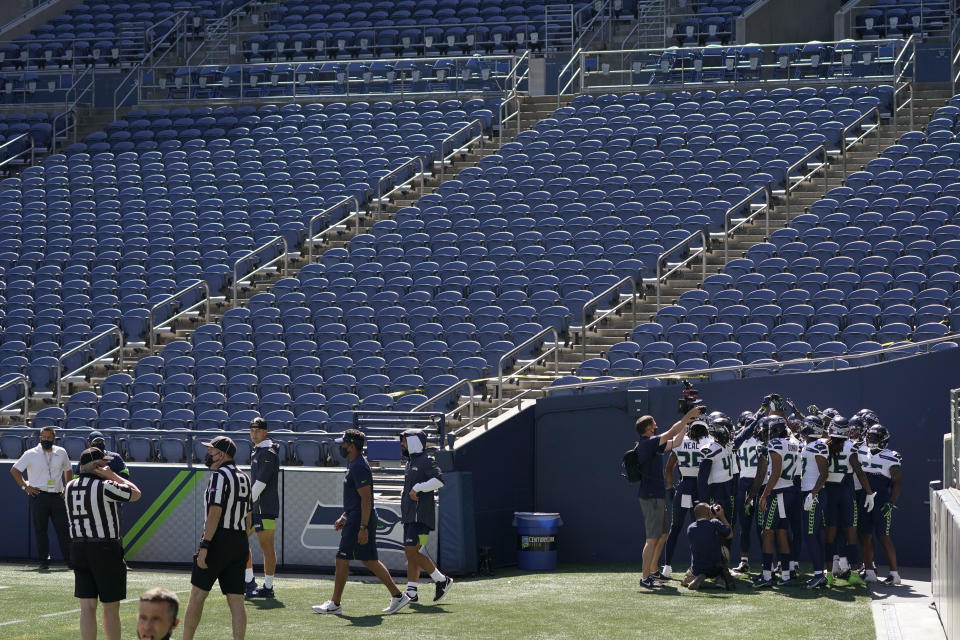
864,425,891,452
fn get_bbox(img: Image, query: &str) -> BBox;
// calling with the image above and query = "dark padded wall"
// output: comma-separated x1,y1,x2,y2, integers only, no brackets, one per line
453,406,536,566
528,347,960,567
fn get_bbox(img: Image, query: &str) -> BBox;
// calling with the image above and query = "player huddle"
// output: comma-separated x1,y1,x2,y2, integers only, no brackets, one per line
661,394,902,589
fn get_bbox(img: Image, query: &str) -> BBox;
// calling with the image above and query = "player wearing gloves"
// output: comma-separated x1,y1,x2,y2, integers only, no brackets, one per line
823,416,876,585
857,425,903,585
749,416,800,587
399,429,454,604
797,415,830,589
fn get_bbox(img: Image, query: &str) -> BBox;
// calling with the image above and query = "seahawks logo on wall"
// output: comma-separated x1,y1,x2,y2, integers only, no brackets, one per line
300,501,405,552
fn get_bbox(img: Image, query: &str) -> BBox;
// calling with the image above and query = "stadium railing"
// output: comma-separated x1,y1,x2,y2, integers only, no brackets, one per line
557,36,915,98
129,53,528,106
542,332,960,395
577,275,640,357
55,326,125,403
654,230,708,306
0,374,29,417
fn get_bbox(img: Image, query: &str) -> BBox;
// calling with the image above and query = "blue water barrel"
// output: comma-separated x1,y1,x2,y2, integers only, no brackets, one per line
513,512,562,571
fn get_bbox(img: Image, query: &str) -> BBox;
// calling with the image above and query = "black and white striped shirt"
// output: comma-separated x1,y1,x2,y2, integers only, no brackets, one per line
64,475,133,540
206,463,251,532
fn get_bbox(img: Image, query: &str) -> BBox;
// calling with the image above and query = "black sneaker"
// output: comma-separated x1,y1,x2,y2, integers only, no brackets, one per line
433,577,453,603
805,573,828,589
753,575,775,589
249,586,275,598
406,591,419,603
639,576,662,589
650,570,666,580
244,580,258,597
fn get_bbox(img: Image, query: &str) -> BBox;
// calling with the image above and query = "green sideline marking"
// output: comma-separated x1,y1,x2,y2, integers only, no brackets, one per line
124,470,204,557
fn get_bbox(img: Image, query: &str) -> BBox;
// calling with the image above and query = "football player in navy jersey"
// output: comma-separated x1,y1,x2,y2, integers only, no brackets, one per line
662,418,712,578
857,425,903,585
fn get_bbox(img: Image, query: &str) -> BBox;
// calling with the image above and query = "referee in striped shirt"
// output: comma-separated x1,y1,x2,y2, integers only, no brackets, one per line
183,435,252,640
64,447,141,640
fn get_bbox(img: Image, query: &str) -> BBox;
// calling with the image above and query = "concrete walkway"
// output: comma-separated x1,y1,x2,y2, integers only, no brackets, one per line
872,568,945,640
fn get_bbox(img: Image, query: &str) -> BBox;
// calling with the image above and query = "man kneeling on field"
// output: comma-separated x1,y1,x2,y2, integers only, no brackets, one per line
683,503,735,591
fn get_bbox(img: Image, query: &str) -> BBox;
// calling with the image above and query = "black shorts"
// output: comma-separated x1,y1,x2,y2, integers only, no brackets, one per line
251,503,278,532
191,530,248,594
337,516,378,562
403,522,432,548
72,539,126,603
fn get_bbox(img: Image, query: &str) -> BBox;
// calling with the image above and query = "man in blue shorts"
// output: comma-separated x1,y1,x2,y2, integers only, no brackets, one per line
399,429,453,605
312,429,411,616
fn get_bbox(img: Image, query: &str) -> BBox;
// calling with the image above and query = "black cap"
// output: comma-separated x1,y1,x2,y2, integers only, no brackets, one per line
335,429,365,449
250,417,269,431
201,435,237,457
88,431,106,445
79,447,113,466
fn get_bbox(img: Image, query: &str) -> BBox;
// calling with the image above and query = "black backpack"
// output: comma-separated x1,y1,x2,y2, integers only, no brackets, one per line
621,442,643,483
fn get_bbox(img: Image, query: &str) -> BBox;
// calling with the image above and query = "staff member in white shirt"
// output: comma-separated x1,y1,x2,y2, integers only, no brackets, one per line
10,426,73,569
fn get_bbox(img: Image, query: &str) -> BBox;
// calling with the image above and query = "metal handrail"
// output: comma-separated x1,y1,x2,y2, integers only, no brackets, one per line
375,155,425,213
719,185,770,263
557,47,583,105
0,133,34,170
783,143,829,219
454,387,539,435
411,379,476,422
655,229,709,307
438,118,483,178
306,196,359,262
496,326,560,399
113,11,191,118
841,106,882,176
56,326,124,403
186,0,262,66
575,276,639,358
0,374,29,417
146,280,211,350
232,235,288,306
544,329,960,395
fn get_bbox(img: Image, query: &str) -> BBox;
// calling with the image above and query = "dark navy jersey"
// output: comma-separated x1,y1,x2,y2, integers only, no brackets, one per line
400,451,443,529
74,450,127,477
251,440,281,515
687,518,730,575
343,455,374,515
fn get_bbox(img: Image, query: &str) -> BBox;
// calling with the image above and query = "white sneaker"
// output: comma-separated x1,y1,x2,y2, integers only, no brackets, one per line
865,571,878,583
382,593,411,615
661,565,673,578
312,600,342,615
883,574,902,586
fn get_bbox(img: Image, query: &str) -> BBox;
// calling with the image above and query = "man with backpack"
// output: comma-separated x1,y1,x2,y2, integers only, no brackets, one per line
628,407,705,589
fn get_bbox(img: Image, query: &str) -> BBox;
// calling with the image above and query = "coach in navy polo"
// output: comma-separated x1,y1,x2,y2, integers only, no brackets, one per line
635,406,704,589
312,429,411,616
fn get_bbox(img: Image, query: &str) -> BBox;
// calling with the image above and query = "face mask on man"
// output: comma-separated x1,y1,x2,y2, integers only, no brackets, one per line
339,445,350,459
204,453,217,468
41,440,53,451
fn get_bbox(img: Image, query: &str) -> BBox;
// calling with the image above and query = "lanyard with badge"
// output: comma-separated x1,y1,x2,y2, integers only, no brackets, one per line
42,449,58,492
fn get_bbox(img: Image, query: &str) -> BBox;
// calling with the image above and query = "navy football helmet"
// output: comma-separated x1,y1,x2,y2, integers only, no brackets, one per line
708,419,732,446
737,410,755,429
857,408,880,427
827,415,851,438
764,416,789,440
864,425,891,452
799,415,825,440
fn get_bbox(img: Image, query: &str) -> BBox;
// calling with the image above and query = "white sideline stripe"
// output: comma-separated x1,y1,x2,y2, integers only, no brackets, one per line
3,590,190,626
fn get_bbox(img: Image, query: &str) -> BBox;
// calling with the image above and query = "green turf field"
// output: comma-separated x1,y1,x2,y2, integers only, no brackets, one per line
0,563,874,640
